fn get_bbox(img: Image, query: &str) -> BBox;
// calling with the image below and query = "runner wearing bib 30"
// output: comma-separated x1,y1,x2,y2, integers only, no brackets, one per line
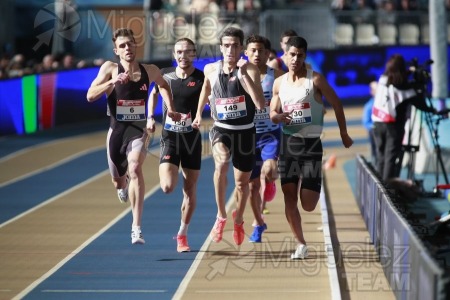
270,36,353,260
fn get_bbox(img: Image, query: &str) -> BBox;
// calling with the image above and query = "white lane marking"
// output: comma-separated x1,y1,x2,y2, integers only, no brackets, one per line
0,146,105,188
319,186,342,300
0,170,108,229
195,289,320,293
11,184,161,300
172,157,232,300
41,289,166,293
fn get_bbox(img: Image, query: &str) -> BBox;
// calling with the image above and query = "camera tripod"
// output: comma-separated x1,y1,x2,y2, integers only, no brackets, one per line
403,104,449,198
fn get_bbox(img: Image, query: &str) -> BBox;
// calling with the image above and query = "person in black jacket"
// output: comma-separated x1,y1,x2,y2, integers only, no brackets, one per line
371,54,436,183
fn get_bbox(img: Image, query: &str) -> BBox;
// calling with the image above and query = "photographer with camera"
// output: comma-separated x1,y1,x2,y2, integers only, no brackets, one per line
371,54,437,184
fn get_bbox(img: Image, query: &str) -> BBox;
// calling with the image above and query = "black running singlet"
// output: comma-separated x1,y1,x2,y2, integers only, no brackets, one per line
107,62,150,125
157,67,204,139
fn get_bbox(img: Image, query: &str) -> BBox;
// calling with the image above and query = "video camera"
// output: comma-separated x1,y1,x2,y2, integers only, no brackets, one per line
409,57,433,86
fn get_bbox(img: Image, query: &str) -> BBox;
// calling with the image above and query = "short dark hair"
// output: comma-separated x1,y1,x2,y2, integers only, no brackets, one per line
245,34,271,50
220,27,244,45
280,29,298,41
285,36,308,53
112,28,136,44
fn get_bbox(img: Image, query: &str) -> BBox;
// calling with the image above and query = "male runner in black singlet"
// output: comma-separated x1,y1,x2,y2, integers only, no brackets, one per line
87,28,180,244
192,27,265,246
148,38,204,252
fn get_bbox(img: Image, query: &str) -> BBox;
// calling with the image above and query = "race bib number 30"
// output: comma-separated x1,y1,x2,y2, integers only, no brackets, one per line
284,102,312,125
116,99,146,121
215,96,247,120
164,112,193,133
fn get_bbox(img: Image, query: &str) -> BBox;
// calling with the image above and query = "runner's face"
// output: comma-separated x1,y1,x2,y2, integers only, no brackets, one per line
286,46,306,72
220,36,242,64
114,36,136,62
173,41,196,69
245,42,268,68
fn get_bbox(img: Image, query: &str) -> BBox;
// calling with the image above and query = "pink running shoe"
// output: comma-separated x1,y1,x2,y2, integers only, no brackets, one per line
263,181,276,202
210,217,226,243
232,209,245,246
176,235,190,252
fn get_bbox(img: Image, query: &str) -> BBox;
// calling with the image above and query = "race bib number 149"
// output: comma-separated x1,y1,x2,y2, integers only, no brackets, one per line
215,95,247,120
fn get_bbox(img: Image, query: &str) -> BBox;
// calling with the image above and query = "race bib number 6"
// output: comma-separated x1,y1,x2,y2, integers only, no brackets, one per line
116,99,146,121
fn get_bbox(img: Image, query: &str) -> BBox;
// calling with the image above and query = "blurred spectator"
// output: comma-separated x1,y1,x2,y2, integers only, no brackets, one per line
331,0,353,23
61,53,76,69
6,54,32,78
352,0,376,24
239,0,261,37
36,54,58,73
221,0,237,12
396,0,420,24
189,0,220,15
377,0,396,24
397,0,419,11
0,55,10,79
331,0,351,10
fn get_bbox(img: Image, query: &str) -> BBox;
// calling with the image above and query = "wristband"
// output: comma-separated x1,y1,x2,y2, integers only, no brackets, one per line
147,115,154,120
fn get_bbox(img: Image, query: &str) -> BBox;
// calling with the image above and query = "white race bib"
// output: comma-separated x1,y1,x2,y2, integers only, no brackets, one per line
254,100,270,120
283,102,312,125
215,95,247,120
116,99,146,121
164,112,193,133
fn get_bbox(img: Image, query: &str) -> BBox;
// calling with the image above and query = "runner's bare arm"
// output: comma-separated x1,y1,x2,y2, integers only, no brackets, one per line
269,77,291,124
87,61,118,102
146,64,180,122
314,72,353,148
192,63,214,129
238,60,265,110
146,85,159,133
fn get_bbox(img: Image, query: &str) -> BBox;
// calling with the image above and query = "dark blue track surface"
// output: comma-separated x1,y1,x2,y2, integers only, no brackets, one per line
0,149,106,223
1,116,370,299
0,120,109,158
17,158,234,300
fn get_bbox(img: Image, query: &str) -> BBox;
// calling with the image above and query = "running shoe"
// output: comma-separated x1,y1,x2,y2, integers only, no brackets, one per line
263,181,276,202
249,223,267,243
131,228,145,245
291,244,308,259
232,209,245,246
210,217,226,243
117,177,129,204
251,214,264,227
176,235,190,252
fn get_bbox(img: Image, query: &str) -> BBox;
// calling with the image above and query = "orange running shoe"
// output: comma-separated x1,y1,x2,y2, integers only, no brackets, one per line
176,235,190,252
210,217,226,243
232,209,245,245
263,181,276,202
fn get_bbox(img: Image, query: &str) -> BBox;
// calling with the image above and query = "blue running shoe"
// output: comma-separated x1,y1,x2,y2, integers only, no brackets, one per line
249,223,267,243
